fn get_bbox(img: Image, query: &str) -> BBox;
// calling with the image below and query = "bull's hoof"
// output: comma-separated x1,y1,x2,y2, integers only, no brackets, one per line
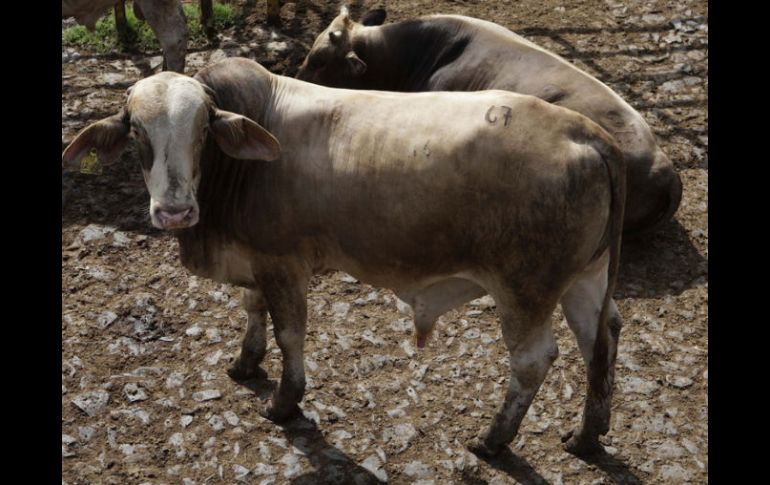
258,402,302,423
561,429,604,457
226,363,267,382
467,436,504,458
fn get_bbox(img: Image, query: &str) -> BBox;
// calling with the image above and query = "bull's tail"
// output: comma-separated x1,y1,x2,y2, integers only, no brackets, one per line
589,130,626,388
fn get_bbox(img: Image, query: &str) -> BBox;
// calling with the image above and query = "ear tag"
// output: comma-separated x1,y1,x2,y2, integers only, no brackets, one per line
80,149,102,175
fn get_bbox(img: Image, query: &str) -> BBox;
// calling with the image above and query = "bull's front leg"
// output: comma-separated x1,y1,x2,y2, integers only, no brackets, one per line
114,0,132,46
260,270,309,423
135,0,188,73
227,288,269,382
199,0,215,40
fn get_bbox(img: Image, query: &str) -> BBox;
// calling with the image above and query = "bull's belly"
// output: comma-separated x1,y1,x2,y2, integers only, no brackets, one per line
323,249,484,297
178,240,257,288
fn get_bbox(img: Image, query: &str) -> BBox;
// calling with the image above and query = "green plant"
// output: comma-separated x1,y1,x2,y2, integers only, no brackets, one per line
62,2,242,53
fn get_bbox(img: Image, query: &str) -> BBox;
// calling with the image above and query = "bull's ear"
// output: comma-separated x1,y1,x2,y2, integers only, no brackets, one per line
360,8,386,26
62,111,130,172
346,51,367,76
339,5,350,20
210,109,281,161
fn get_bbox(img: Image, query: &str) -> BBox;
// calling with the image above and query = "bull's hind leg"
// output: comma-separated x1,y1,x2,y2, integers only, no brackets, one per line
227,288,269,382
470,297,559,457
260,272,309,423
559,252,622,455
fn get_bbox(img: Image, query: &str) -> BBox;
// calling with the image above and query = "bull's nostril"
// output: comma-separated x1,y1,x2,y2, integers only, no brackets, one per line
155,206,193,226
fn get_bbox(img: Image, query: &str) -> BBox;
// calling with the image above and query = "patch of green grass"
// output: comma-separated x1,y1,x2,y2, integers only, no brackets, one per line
62,2,242,54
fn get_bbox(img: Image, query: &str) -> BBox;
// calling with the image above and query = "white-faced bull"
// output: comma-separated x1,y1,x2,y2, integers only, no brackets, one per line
63,58,626,457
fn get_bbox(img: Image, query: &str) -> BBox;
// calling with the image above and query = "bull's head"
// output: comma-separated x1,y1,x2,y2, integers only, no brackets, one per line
62,72,281,230
296,6,386,86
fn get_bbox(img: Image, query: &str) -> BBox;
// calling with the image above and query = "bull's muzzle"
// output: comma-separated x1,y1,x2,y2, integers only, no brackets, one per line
154,205,196,230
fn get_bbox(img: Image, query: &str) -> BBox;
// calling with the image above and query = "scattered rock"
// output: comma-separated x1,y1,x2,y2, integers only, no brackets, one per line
667,375,694,388
192,389,222,402
332,302,350,318
280,452,302,478
166,372,185,388
361,455,388,482
208,415,225,432
660,463,692,481
205,328,222,344
232,464,250,480
620,376,658,395
96,311,118,329
112,231,130,247
339,274,358,283
223,410,240,426
469,295,495,309
72,390,110,416
123,383,148,402
403,461,434,479
383,423,417,453
253,463,277,476
387,407,406,418
395,298,412,315
642,13,667,24
205,349,223,366
79,224,115,243
98,73,127,86
266,41,289,53
660,80,685,93
653,440,686,459
78,426,96,442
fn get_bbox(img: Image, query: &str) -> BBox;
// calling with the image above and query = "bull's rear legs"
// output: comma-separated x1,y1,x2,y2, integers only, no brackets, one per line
228,288,269,382
470,302,559,457
560,253,622,456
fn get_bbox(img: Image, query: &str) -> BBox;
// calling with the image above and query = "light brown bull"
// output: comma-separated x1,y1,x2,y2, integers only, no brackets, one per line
63,58,626,457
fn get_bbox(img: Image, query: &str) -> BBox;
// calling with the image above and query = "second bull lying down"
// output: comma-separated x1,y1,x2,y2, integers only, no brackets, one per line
62,57,626,456
297,7,680,237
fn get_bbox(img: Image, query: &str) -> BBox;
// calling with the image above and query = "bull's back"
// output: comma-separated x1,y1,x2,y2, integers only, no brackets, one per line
427,15,654,158
273,87,612,280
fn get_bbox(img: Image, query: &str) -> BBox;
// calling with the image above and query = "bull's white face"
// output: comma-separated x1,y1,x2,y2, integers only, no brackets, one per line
62,71,282,231
128,74,209,230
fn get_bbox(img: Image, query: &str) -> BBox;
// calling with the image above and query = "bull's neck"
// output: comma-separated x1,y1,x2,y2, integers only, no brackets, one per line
358,19,470,92
261,75,344,135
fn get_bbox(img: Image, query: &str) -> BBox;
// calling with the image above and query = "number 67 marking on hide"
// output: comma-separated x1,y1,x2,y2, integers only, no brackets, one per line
485,105,513,127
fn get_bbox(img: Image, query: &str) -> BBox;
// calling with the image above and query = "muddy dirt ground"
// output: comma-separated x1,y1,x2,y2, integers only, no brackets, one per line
62,1,708,483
